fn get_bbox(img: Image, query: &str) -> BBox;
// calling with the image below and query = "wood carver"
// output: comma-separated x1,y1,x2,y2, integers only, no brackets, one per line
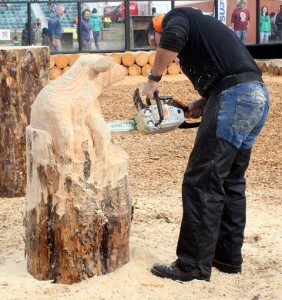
24,54,131,284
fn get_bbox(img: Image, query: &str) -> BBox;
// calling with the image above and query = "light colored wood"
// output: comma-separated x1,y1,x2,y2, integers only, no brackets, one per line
24,55,131,284
128,64,142,76
141,64,152,76
122,52,135,67
62,66,71,74
136,52,148,67
55,53,69,69
148,52,155,65
50,55,56,68
0,46,50,197
110,53,122,65
49,66,63,80
68,53,80,66
167,62,180,75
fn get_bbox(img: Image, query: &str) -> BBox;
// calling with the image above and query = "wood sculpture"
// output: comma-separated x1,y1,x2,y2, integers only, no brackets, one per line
24,55,132,284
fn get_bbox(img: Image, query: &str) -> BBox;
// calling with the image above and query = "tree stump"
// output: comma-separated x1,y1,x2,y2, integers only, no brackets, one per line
24,55,132,284
0,46,50,197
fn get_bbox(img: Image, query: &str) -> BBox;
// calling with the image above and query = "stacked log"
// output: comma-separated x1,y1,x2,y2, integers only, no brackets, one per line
256,59,282,76
49,55,282,80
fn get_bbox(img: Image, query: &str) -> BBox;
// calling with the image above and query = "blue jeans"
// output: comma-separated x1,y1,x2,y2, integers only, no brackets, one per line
235,29,247,43
93,31,100,50
217,81,269,150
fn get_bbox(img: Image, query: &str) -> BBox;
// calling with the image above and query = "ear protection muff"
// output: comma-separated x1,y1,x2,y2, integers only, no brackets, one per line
152,13,165,33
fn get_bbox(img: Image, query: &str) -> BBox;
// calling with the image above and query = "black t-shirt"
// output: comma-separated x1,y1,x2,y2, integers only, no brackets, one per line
159,8,261,98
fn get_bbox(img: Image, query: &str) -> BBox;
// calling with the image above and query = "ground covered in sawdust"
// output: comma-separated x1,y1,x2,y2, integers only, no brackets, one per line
0,73,281,299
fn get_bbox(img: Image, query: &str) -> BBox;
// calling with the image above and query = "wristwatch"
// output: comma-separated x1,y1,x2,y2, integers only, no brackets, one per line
148,70,162,82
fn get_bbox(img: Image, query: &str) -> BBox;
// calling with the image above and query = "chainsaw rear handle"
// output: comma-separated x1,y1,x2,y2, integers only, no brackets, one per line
153,92,164,126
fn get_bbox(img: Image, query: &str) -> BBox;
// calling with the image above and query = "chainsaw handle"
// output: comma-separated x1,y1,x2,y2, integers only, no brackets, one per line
154,92,164,126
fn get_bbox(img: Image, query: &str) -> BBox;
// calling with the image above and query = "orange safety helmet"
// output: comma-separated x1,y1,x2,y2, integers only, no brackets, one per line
152,13,165,33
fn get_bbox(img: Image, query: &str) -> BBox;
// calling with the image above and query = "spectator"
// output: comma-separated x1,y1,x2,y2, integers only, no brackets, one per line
259,6,271,44
275,5,282,42
269,12,278,42
21,22,35,46
12,36,21,46
77,9,91,50
89,8,102,50
48,5,65,51
231,0,250,44
42,27,51,46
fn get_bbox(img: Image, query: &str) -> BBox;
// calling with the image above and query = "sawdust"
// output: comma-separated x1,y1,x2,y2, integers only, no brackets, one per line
0,73,281,300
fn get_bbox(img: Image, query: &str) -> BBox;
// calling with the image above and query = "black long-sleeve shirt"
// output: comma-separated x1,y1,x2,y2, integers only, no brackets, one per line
159,8,261,98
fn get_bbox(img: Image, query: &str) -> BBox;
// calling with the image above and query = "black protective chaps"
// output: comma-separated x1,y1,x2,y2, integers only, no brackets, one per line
176,94,252,275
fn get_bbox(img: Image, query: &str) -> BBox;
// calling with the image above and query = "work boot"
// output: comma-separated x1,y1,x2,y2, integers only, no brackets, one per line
212,258,242,274
151,261,210,282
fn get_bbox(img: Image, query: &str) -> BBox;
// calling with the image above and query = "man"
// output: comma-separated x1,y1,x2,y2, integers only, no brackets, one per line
231,0,250,43
78,9,91,50
143,7,269,282
275,5,282,42
48,5,65,51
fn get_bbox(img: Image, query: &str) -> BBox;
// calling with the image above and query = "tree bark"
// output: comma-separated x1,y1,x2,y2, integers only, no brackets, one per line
24,55,132,284
0,46,50,197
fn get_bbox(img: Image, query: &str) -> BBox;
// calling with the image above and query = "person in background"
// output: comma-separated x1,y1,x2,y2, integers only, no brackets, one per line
269,12,278,42
42,27,51,46
231,0,250,44
89,8,102,50
143,8,269,282
12,36,21,45
48,5,65,51
259,6,271,44
275,5,282,42
21,22,35,46
78,8,91,50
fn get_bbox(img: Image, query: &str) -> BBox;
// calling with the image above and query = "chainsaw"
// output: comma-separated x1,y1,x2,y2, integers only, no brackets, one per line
106,88,200,135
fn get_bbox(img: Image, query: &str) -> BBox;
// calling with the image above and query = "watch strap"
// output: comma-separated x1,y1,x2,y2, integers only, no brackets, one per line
148,70,162,82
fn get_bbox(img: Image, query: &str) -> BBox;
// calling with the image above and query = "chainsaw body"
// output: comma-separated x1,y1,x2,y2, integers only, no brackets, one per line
134,104,184,135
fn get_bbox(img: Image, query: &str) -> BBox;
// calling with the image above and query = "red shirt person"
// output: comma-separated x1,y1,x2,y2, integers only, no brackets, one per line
231,0,250,44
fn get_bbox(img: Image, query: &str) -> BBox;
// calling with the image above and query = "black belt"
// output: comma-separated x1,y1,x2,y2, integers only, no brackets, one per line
207,71,263,98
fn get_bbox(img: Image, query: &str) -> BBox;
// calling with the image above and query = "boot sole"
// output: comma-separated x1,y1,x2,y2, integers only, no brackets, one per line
212,259,242,274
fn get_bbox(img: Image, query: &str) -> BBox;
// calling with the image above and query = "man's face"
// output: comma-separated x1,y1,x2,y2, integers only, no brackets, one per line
84,11,90,20
57,7,65,17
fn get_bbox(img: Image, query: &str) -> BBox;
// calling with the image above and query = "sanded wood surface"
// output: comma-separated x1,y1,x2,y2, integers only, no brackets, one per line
24,55,132,284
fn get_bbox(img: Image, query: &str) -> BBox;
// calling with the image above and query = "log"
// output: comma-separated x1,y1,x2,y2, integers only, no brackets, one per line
128,64,142,76
110,53,122,65
0,46,50,197
279,67,282,76
50,55,56,68
273,66,280,76
261,62,268,73
268,63,274,74
50,66,63,80
136,52,148,67
141,64,152,76
55,53,69,69
24,55,131,284
68,53,80,66
122,52,135,67
167,62,180,75
148,52,155,66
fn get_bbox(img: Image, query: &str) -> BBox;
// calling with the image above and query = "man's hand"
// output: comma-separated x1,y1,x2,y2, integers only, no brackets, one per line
142,80,160,100
186,98,207,118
